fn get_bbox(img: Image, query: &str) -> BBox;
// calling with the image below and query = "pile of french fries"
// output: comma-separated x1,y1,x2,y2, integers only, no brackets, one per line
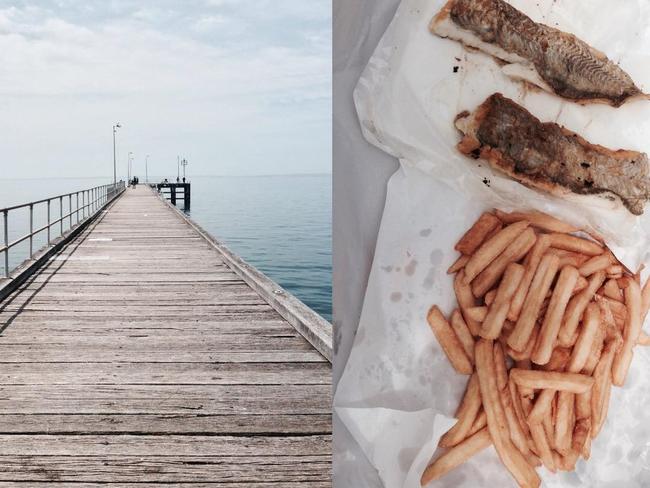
421,210,650,488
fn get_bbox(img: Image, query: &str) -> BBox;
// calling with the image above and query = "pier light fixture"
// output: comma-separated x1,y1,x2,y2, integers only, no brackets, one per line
112,123,121,185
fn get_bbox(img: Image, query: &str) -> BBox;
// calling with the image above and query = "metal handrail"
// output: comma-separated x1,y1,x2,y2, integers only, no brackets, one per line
1,181,125,277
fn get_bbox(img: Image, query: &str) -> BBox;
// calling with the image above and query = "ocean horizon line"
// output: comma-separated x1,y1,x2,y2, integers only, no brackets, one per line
0,172,332,182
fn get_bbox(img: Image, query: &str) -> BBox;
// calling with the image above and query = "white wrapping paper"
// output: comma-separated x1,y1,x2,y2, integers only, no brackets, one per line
334,0,650,486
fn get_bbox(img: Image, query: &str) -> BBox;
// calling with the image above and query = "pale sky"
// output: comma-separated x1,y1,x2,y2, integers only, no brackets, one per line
0,0,331,179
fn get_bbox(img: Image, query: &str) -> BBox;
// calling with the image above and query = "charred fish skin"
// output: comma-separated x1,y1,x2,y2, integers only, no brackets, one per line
432,0,643,107
455,94,650,215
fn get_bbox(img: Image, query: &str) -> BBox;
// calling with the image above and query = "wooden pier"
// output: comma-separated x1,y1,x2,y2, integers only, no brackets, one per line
0,186,331,485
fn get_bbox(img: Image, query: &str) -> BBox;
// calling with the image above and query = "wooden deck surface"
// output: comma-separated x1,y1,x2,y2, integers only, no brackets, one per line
0,186,331,485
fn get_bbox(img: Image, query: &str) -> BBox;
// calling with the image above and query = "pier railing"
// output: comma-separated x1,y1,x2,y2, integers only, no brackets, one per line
0,181,125,277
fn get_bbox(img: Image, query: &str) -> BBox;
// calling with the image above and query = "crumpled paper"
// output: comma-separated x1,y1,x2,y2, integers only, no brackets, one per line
334,0,650,486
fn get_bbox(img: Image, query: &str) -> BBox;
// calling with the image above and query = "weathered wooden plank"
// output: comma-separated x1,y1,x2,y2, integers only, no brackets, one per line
0,320,297,333
0,385,331,414
0,310,285,324
0,348,325,363
0,413,331,434
0,434,331,456
0,483,332,488
0,362,330,385
0,455,331,483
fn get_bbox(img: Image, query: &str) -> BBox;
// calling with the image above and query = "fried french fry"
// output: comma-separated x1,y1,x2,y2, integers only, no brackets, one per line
596,295,623,344
507,321,540,361
546,248,591,269
513,359,534,398
454,270,481,336
450,309,475,364
494,344,532,457
455,212,502,256
528,389,555,425
508,235,551,322
566,302,601,373
547,233,603,256
463,220,530,284
529,421,556,473
481,263,525,340
542,408,555,450
508,254,560,352
575,389,591,421
554,391,575,456
638,331,650,346
583,434,592,460
531,265,579,365
494,209,579,234
510,369,594,394
475,340,541,488
558,271,606,347
602,296,628,328
467,409,487,437
612,279,642,386
427,306,473,375
578,254,612,277
471,228,536,297
603,278,624,302
641,276,650,320
591,339,618,438
447,254,469,274
420,427,492,486
563,418,591,471
573,276,588,296
582,316,606,375
440,373,482,447
508,379,530,437
606,265,624,278
542,347,571,372
465,306,487,322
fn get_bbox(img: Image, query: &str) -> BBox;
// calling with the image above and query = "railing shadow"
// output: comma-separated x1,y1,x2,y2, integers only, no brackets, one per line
0,202,114,335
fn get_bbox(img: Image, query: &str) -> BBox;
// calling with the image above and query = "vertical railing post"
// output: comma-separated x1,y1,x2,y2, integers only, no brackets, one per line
29,204,33,258
76,192,80,224
47,200,51,245
69,194,72,228
3,210,8,278
59,196,63,236
82,192,85,220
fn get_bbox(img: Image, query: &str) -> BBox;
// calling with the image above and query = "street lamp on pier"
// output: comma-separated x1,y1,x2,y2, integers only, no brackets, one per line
112,123,121,184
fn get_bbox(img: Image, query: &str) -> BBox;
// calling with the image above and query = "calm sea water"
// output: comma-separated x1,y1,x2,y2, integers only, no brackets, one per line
0,175,332,321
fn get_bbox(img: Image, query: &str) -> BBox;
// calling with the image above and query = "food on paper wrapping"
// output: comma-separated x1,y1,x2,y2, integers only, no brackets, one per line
429,0,647,107
421,209,649,487
454,94,650,216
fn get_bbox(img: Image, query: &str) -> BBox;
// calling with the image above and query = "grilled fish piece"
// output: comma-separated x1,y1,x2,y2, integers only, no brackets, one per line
455,94,650,215
430,0,646,107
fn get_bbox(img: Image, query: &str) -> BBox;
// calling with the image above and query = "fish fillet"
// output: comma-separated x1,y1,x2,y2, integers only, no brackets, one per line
430,0,645,107
455,94,650,215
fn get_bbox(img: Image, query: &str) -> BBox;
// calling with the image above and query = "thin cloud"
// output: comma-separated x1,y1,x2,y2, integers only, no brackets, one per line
0,1,331,178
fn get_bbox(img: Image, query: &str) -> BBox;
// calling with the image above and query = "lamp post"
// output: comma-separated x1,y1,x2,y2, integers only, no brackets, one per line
112,123,121,184
145,154,150,183
181,158,188,180
128,152,134,182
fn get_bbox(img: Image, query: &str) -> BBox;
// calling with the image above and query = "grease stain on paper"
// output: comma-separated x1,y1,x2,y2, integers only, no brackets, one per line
405,259,418,276
419,228,432,237
390,292,403,302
